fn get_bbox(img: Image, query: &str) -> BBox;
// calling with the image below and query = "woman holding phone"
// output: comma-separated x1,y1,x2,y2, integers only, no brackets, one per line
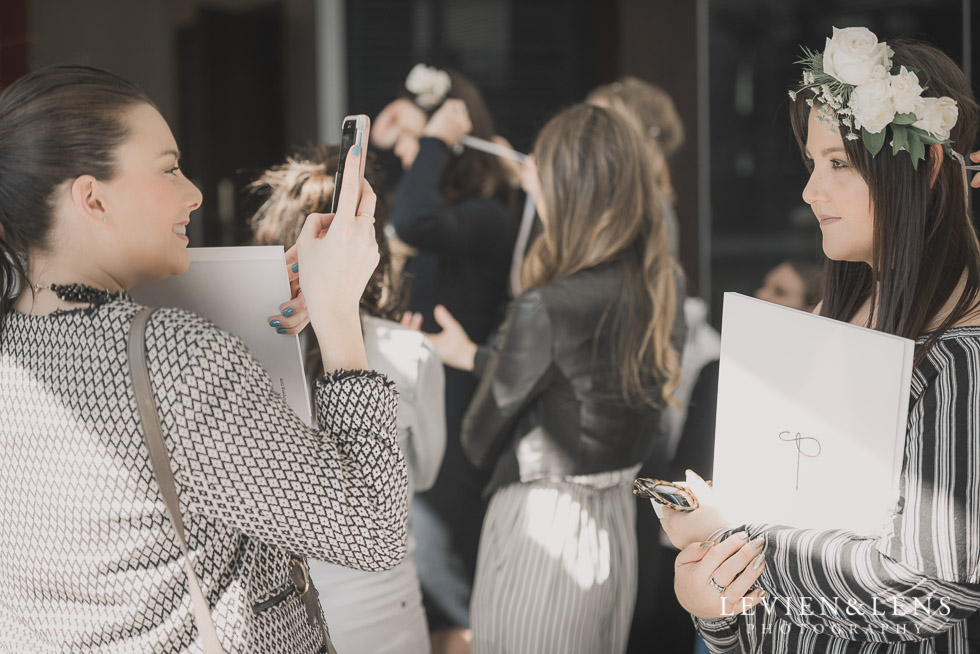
420,103,685,654
0,65,407,653
663,30,980,653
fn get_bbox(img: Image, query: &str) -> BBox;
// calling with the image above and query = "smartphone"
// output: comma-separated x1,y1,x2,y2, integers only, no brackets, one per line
331,114,371,213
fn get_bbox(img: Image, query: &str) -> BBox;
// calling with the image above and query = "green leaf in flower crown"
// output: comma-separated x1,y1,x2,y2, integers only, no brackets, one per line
893,112,917,125
908,132,925,171
917,131,944,146
862,127,886,157
891,124,909,156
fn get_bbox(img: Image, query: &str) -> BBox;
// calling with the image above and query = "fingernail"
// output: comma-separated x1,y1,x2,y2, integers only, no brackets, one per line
759,590,768,599
752,553,765,570
734,531,749,541
750,536,765,550
282,307,295,317
351,144,361,157
706,527,728,544
698,541,714,551
270,320,282,327
277,328,287,334
291,262,299,273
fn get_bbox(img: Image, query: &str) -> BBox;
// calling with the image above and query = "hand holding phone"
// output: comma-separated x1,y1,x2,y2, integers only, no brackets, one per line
331,114,371,213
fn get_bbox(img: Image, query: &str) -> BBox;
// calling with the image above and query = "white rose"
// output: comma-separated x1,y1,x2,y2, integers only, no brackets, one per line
822,26,894,86
850,78,896,134
405,64,451,110
913,96,958,141
889,66,923,114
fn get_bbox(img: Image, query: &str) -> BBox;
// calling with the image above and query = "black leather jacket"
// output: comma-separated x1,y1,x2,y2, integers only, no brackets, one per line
462,264,686,496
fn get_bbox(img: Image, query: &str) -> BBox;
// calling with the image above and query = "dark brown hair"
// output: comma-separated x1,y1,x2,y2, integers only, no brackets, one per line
523,104,681,407
791,39,980,365
405,68,514,208
0,65,154,317
248,145,405,322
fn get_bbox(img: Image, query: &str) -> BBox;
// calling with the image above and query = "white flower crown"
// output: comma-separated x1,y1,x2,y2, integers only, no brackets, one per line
405,63,452,111
790,27,958,170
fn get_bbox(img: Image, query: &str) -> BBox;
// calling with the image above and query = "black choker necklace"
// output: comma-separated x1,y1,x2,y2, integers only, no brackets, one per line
32,282,122,306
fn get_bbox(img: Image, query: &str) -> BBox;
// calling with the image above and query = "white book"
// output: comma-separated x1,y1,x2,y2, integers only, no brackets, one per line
711,293,914,535
131,246,313,426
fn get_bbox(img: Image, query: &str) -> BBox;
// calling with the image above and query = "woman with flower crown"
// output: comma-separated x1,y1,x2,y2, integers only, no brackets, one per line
660,28,980,653
372,64,517,654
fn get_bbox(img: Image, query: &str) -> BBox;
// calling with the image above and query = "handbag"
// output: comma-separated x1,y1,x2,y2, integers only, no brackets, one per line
128,307,225,653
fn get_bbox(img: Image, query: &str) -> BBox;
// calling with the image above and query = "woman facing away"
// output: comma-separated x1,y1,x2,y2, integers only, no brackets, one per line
372,63,517,653
421,103,685,654
250,145,446,654
662,30,980,653
0,65,408,653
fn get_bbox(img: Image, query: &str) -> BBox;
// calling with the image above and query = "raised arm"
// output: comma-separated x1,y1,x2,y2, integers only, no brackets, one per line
391,137,511,258
153,316,408,572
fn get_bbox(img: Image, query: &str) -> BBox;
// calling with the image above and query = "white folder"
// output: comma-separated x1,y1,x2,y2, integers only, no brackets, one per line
711,293,914,535
131,246,313,427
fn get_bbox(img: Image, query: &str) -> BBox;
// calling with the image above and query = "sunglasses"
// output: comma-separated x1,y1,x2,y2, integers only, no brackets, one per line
633,477,699,512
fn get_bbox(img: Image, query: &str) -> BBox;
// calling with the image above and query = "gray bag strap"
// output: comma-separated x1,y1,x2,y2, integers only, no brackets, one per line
128,307,225,654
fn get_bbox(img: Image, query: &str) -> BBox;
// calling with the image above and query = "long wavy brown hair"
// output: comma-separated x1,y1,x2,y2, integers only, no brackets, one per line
522,104,681,407
791,40,980,366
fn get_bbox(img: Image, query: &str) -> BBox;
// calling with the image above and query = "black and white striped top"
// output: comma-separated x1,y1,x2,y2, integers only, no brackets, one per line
696,327,980,653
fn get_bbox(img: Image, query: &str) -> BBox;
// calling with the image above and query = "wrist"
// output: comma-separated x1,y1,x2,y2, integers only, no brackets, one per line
461,341,477,371
421,130,456,148
310,305,368,372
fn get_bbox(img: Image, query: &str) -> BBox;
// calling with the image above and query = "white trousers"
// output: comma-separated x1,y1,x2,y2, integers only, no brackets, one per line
310,556,431,654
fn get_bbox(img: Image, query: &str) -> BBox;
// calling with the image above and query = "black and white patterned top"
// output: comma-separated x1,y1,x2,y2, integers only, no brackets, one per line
695,328,980,653
0,295,408,653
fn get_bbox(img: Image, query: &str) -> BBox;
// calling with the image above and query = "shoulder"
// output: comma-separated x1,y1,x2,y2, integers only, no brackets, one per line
919,328,980,384
122,301,249,363
533,265,620,316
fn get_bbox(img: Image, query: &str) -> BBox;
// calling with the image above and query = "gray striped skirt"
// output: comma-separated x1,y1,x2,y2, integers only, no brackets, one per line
470,466,641,654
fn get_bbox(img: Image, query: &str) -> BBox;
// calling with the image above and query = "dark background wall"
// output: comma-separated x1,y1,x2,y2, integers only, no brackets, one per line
2,0,976,323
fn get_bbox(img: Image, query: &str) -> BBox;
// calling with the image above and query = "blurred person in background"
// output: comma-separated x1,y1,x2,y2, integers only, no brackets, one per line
250,146,445,654
755,259,823,311
373,63,517,654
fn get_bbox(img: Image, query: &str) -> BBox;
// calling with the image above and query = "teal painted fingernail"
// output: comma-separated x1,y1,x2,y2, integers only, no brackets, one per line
283,307,295,317
277,328,287,334
351,144,361,157
291,262,299,273
270,320,281,327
